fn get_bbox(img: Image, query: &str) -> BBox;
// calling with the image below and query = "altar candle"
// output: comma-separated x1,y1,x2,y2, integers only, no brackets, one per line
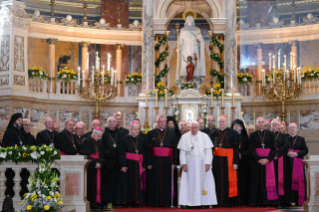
86,53,89,71
145,89,148,107
102,70,105,84
294,66,296,83
155,89,158,107
284,55,287,71
292,53,295,68
110,68,114,86
221,89,224,107
262,69,265,86
273,56,275,70
284,68,286,81
232,88,235,107
278,51,280,69
114,70,117,87
165,89,168,107
77,67,80,86
95,52,98,69
82,70,85,88
210,88,214,107
269,53,272,70
107,53,111,71
273,67,275,83
92,66,95,84
290,52,292,69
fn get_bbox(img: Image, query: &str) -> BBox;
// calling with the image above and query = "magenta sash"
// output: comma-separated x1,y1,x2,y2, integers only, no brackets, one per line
126,152,144,189
276,148,284,195
256,148,278,200
90,153,101,204
291,150,305,206
152,147,172,160
59,151,66,155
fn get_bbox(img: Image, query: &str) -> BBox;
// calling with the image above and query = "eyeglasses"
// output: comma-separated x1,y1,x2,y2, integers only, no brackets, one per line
108,121,117,123
45,121,54,124
289,127,297,129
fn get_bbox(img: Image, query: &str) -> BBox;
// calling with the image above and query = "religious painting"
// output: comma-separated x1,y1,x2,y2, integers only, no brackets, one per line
31,109,48,129
59,111,80,129
300,110,319,130
50,111,57,122
264,112,281,121
99,112,113,128
126,113,136,128
0,107,9,127
13,108,29,119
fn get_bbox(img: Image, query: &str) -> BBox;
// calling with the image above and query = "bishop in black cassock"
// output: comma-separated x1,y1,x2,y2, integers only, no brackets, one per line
36,116,57,146
145,115,178,207
231,119,250,206
249,117,279,206
80,128,104,209
2,113,26,147
99,116,126,209
283,123,308,206
117,122,146,207
55,119,80,155
211,115,239,207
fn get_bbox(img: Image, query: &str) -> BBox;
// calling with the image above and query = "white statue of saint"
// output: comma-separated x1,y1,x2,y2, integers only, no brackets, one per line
177,15,206,83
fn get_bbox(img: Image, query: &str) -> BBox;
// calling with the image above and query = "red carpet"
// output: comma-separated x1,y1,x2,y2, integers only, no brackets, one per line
115,206,279,212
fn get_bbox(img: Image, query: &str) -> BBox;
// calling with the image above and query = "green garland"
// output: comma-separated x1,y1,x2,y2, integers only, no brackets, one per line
210,69,224,88
301,68,319,80
181,82,197,90
155,51,169,68
155,65,169,84
210,53,224,69
211,37,224,53
28,66,49,80
125,73,142,85
155,37,168,51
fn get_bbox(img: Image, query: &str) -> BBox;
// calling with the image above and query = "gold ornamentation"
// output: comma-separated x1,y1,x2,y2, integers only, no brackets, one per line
202,190,207,195
182,9,197,21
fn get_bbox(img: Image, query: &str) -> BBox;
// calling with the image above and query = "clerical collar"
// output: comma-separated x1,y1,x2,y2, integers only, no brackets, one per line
47,129,53,133
220,127,226,131
259,129,264,132
159,128,165,131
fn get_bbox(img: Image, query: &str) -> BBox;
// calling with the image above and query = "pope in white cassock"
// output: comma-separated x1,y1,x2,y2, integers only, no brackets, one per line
177,121,217,207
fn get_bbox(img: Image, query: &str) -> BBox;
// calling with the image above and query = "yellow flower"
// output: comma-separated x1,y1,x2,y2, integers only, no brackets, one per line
59,201,64,205
23,193,27,198
22,153,28,158
46,196,52,200
44,205,50,210
27,205,32,210
19,202,23,205
213,83,221,89
14,145,18,149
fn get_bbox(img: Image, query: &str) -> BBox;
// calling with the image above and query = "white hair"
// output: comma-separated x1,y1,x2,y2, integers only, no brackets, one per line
75,121,85,129
271,119,280,125
93,128,103,133
23,118,30,123
247,124,255,129
191,121,199,126
156,115,167,122
107,116,117,123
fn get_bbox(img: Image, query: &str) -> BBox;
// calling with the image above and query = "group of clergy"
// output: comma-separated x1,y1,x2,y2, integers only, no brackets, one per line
1,112,308,209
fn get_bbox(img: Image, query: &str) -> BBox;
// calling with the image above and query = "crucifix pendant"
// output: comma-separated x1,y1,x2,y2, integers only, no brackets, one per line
135,150,139,154
262,143,265,149
20,141,22,145
113,144,117,148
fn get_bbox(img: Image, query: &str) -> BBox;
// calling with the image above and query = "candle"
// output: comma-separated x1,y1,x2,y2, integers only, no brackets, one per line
232,88,235,107
290,52,292,69
284,55,287,71
97,58,100,71
92,66,95,84
155,89,158,107
293,66,296,83
102,71,105,84
107,53,111,71
284,68,286,81
82,70,85,88
262,69,265,86
77,67,80,86
95,52,98,70
165,89,168,107
273,56,275,70
210,88,214,107
278,51,280,69
86,53,89,71
111,68,114,86
145,89,148,107
273,67,275,83
114,70,117,87
292,53,295,68
221,89,224,107
269,53,272,70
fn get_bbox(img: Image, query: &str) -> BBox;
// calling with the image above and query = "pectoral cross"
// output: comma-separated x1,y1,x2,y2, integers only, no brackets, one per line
20,141,23,145
261,143,265,149
113,144,117,148
135,150,139,154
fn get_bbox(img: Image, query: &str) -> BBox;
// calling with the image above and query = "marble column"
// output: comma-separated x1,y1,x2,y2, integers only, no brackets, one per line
224,0,237,93
141,0,155,93
47,38,57,93
290,40,297,68
115,44,124,96
256,43,263,96
81,42,89,89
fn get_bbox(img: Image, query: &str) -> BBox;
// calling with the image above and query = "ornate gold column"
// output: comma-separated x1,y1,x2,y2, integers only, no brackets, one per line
116,44,124,96
81,42,89,88
46,38,57,93
290,40,297,68
256,43,263,96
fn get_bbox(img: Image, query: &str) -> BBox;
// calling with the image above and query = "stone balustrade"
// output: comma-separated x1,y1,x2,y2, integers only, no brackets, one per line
124,83,142,97
238,83,254,97
0,156,90,212
29,79,48,93
303,155,319,212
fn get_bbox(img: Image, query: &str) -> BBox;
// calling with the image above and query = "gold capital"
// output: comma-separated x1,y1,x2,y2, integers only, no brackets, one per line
115,44,124,50
46,38,57,45
80,42,89,48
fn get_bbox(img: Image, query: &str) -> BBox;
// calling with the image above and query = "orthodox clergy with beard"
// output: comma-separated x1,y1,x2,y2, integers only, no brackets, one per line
249,117,278,207
2,113,26,147
117,122,146,207
167,116,181,140
55,119,80,155
178,122,217,208
145,115,178,207
83,119,102,139
210,115,239,207
99,116,126,210
231,119,250,206
283,122,308,206
36,116,58,146
80,128,104,209
201,115,215,138
271,119,290,207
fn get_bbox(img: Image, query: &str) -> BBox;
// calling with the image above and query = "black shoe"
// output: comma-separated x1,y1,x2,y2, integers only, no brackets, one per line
182,205,189,209
277,204,283,209
256,205,260,208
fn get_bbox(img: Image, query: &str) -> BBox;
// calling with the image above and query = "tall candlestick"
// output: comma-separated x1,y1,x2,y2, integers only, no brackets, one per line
86,53,89,71
278,51,280,69
232,88,235,107
97,58,100,71
221,89,224,107
165,89,168,107
82,70,85,87
262,69,265,86
284,55,287,71
95,52,98,70
273,55,275,70
110,68,113,86
293,66,296,83
210,88,214,107
114,70,117,87
77,67,80,86
290,52,292,69
155,89,158,107
107,53,111,71
269,53,272,70
92,66,95,84
145,89,148,107
284,68,286,81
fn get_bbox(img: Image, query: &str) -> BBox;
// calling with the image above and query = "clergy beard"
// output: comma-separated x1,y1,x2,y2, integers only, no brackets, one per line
168,126,174,130
14,123,21,129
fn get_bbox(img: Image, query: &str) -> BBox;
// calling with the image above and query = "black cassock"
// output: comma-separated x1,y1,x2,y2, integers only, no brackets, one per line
118,127,129,135
55,129,80,155
117,134,146,205
145,128,178,207
36,129,58,146
83,131,93,140
210,128,239,207
283,135,308,205
201,127,215,138
237,132,250,206
99,128,126,203
2,127,26,147
80,136,103,208
273,132,291,204
249,130,279,205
